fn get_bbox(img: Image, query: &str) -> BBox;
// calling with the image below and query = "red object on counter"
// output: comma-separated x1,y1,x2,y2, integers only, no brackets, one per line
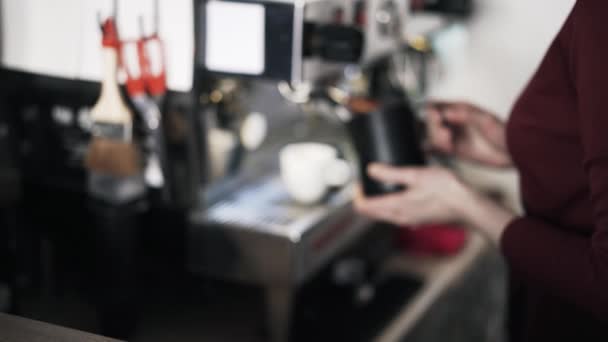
397,224,467,256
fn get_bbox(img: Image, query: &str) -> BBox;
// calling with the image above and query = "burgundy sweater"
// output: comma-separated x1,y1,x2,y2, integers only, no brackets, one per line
504,0,608,340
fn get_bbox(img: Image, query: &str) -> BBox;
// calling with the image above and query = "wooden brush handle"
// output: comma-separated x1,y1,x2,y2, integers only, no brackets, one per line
91,47,133,132
91,47,133,126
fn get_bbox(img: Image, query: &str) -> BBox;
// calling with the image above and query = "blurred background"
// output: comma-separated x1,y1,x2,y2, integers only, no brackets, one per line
0,0,575,341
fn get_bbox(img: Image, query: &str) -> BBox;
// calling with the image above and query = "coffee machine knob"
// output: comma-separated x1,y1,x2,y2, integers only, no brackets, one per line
375,0,401,38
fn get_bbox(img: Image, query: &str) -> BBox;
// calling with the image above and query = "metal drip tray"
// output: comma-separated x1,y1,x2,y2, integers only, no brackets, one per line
200,176,352,242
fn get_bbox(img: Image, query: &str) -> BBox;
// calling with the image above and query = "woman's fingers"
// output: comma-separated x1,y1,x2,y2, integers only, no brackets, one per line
476,112,507,151
427,110,454,152
354,191,409,225
354,167,465,227
444,107,469,123
352,185,369,212
367,164,422,186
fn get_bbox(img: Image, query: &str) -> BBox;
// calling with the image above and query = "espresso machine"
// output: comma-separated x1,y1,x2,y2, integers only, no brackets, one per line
187,1,429,341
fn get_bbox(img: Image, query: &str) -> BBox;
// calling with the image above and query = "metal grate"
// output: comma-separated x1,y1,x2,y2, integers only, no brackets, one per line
204,175,352,240
207,177,313,228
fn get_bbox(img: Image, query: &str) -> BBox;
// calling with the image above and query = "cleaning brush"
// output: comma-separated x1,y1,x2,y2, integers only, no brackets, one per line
85,17,142,178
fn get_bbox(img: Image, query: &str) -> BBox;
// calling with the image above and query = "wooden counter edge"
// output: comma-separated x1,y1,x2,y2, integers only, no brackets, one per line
374,232,491,342
0,313,124,342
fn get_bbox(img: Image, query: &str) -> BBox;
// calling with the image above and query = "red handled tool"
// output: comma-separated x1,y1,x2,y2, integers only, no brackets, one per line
122,5,168,193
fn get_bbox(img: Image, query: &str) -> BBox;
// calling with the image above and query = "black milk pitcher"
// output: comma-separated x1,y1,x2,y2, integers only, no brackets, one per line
347,99,426,196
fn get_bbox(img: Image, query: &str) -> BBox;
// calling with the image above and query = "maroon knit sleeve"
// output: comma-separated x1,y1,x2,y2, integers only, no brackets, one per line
501,0,608,320
501,217,608,318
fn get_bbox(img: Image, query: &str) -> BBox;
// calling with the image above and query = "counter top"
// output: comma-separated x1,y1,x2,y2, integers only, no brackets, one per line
6,227,497,342
0,313,123,342
375,231,492,342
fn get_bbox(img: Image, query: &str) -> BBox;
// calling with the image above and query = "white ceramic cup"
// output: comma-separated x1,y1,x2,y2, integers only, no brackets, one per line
280,143,351,205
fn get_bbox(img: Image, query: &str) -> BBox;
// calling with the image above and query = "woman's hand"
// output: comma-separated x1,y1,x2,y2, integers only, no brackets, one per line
354,164,472,227
354,163,516,244
426,102,512,168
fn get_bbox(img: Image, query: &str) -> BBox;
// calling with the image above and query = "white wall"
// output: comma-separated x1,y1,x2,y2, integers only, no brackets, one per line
429,0,576,119
0,0,195,92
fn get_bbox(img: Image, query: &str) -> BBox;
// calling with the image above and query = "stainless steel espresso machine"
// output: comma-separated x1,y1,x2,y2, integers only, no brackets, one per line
188,1,424,341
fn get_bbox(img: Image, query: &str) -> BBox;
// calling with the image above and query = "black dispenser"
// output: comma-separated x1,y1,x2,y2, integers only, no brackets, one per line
347,99,426,196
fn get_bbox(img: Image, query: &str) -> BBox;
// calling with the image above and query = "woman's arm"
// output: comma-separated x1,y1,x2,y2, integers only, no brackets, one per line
457,187,515,245
354,164,515,244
